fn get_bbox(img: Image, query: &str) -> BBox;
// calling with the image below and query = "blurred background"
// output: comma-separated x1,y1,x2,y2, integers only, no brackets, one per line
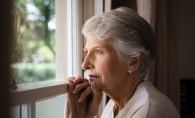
179,0,195,117
12,0,56,84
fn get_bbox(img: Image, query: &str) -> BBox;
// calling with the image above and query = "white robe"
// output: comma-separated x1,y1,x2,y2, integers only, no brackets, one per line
101,81,180,118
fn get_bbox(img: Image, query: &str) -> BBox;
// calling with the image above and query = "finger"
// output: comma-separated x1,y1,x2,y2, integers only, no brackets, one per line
78,87,92,102
85,82,102,117
73,77,89,84
67,79,81,109
91,81,103,104
67,79,75,108
73,81,89,94
68,79,75,94
64,77,76,83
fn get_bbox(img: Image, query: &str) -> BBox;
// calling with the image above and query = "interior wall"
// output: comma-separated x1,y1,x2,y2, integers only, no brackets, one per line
180,0,195,79
180,1,195,117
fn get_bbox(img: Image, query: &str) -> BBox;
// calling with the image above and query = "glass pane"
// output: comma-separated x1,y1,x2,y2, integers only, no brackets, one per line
10,106,20,118
36,95,66,118
12,0,56,84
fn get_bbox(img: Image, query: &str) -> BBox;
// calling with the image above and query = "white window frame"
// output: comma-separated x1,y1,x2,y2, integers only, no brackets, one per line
10,0,106,118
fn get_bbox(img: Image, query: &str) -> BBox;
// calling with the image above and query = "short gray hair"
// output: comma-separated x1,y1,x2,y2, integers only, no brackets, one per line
82,6,155,79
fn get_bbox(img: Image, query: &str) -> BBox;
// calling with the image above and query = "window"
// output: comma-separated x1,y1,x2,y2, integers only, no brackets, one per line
10,0,106,118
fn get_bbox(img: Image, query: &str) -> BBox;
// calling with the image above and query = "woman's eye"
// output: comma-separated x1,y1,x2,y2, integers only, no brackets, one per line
95,50,101,54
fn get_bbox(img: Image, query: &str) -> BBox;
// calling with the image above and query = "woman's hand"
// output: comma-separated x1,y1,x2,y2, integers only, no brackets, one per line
72,76,91,102
65,77,88,118
64,76,102,118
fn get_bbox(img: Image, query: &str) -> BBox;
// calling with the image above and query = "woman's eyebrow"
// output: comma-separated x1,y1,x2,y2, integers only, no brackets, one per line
84,46,114,53
92,46,104,49
83,46,104,50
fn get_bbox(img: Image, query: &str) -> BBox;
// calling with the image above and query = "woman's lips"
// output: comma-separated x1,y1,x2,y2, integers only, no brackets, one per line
89,75,99,82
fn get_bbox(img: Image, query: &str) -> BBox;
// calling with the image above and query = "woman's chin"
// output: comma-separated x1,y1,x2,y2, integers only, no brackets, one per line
95,80,106,90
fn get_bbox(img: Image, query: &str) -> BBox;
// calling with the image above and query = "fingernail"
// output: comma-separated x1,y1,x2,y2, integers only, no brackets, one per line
72,90,76,94
78,98,82,102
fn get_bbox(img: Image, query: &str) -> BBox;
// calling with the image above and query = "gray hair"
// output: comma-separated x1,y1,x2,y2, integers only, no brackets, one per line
82,6,155,79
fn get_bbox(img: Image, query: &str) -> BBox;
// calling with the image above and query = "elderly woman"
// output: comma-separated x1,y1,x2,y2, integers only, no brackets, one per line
65,6,180,118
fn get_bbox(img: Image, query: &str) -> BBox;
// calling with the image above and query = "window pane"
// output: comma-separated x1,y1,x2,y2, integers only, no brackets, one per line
36,95,66,118
12,0,56,84
10,106,20,118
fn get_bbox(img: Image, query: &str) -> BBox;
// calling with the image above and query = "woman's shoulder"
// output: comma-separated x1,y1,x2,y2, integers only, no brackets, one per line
137,80,167,97
135,80,176,107
131,80,180,118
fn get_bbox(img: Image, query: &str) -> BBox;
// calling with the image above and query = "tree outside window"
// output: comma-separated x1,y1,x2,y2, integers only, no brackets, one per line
12,0,56,84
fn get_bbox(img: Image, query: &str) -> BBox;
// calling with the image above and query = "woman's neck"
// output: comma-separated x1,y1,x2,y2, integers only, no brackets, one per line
106,75,144,115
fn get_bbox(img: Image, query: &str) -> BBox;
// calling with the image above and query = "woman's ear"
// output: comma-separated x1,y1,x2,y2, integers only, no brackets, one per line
128,53,142,73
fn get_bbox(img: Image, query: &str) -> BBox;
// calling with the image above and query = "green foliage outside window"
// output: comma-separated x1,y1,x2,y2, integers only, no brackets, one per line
12,63,55,84
12,0,56,84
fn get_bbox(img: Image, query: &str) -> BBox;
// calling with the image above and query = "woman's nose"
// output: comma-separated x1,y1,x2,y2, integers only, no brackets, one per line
81,61,87,70
81,54,94,70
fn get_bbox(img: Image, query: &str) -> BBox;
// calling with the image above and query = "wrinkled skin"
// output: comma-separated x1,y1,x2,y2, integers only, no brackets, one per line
65,76,102,118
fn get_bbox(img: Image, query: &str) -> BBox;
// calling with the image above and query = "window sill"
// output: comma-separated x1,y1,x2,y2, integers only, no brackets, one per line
10,79,67,107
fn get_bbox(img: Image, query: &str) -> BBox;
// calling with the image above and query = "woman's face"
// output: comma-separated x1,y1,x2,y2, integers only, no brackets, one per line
82,36,129,91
